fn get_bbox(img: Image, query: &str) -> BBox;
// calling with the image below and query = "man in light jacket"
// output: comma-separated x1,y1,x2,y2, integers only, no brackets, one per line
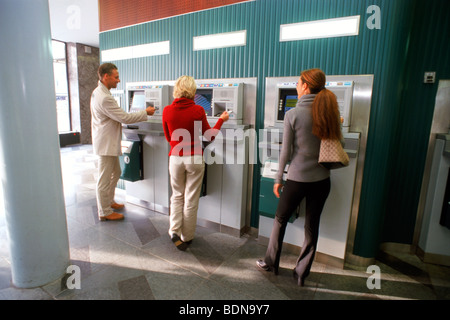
91,63,155,221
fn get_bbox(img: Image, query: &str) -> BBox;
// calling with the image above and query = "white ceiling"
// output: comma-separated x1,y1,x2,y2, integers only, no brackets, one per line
48,0,100,48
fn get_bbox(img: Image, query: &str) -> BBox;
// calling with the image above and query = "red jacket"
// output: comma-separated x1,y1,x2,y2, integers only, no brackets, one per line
162,97,224,156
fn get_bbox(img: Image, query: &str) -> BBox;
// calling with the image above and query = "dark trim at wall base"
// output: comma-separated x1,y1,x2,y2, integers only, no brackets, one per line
59,131,80,147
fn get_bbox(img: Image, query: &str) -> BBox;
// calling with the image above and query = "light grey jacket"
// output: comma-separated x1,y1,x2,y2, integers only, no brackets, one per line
90,81,148,156
276,94,330,184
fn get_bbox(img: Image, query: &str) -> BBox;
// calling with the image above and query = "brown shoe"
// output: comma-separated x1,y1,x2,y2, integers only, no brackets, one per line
99,212,124,221
111,202,125,210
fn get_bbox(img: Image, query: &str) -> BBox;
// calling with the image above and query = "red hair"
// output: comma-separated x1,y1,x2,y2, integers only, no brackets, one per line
301,69,342,140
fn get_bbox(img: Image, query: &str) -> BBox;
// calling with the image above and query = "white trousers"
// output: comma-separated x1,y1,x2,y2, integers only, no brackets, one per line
96,155,121,217
168,155,205,242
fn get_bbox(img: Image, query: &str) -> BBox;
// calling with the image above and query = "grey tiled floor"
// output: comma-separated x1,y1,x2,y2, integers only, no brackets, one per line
0,144,449,302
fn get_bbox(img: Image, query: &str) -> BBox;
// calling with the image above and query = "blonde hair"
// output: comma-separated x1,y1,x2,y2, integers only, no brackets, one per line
173,75,197,100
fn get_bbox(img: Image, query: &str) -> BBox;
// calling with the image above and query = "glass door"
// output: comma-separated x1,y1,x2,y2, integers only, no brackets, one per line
52,40,71,132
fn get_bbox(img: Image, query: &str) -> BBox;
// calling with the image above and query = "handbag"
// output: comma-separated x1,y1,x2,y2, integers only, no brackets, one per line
318,139,349,169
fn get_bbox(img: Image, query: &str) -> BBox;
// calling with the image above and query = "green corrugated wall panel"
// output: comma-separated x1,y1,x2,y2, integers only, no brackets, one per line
380,0,450,244
100,1,255,82
99,0,450,258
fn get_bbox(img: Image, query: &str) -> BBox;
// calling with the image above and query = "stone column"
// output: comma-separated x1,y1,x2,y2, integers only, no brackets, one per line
0,0,70,288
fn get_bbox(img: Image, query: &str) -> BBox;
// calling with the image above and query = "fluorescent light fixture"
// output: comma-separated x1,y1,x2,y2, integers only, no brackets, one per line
280,15,360,42
101,47,132,61
101,40,170,61
193,30,247,51
132,41,170,58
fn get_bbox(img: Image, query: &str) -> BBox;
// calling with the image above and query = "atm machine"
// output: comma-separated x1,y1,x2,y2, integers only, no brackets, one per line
418,133,450,265
195,79,254,237
122,82,172,213
259,75,373,266
195,82,244,125
417,81,450,266
121,78,256,236
127,83,169,118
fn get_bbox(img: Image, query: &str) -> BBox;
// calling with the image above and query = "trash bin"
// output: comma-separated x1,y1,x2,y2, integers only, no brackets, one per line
119,139,143,182
259,176,297,223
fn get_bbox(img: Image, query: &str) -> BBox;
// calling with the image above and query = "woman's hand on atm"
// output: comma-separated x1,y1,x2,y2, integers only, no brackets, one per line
146,106,155,115
219,111,229,122
273,183,283,198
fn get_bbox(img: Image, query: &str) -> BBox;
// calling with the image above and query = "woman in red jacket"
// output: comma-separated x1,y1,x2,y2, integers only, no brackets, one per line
162,75,229,250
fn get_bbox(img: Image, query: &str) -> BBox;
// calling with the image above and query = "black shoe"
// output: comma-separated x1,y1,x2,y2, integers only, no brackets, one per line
171,234,188,251
292,269,305,287
256,260,278,275
256,259,270,271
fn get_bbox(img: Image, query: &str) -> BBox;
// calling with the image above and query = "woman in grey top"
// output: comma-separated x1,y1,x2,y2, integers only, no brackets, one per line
256,69,343,286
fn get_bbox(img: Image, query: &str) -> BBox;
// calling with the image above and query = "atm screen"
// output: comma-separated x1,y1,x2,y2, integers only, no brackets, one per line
194,89,213,116
284,95,298,113
277,89,298,121
130,91,146,110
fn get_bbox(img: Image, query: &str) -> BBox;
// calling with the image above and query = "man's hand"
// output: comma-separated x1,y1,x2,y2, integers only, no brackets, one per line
146,106,155,115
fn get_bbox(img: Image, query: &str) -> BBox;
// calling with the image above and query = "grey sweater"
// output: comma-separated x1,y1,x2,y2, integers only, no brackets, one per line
276,94,330,184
